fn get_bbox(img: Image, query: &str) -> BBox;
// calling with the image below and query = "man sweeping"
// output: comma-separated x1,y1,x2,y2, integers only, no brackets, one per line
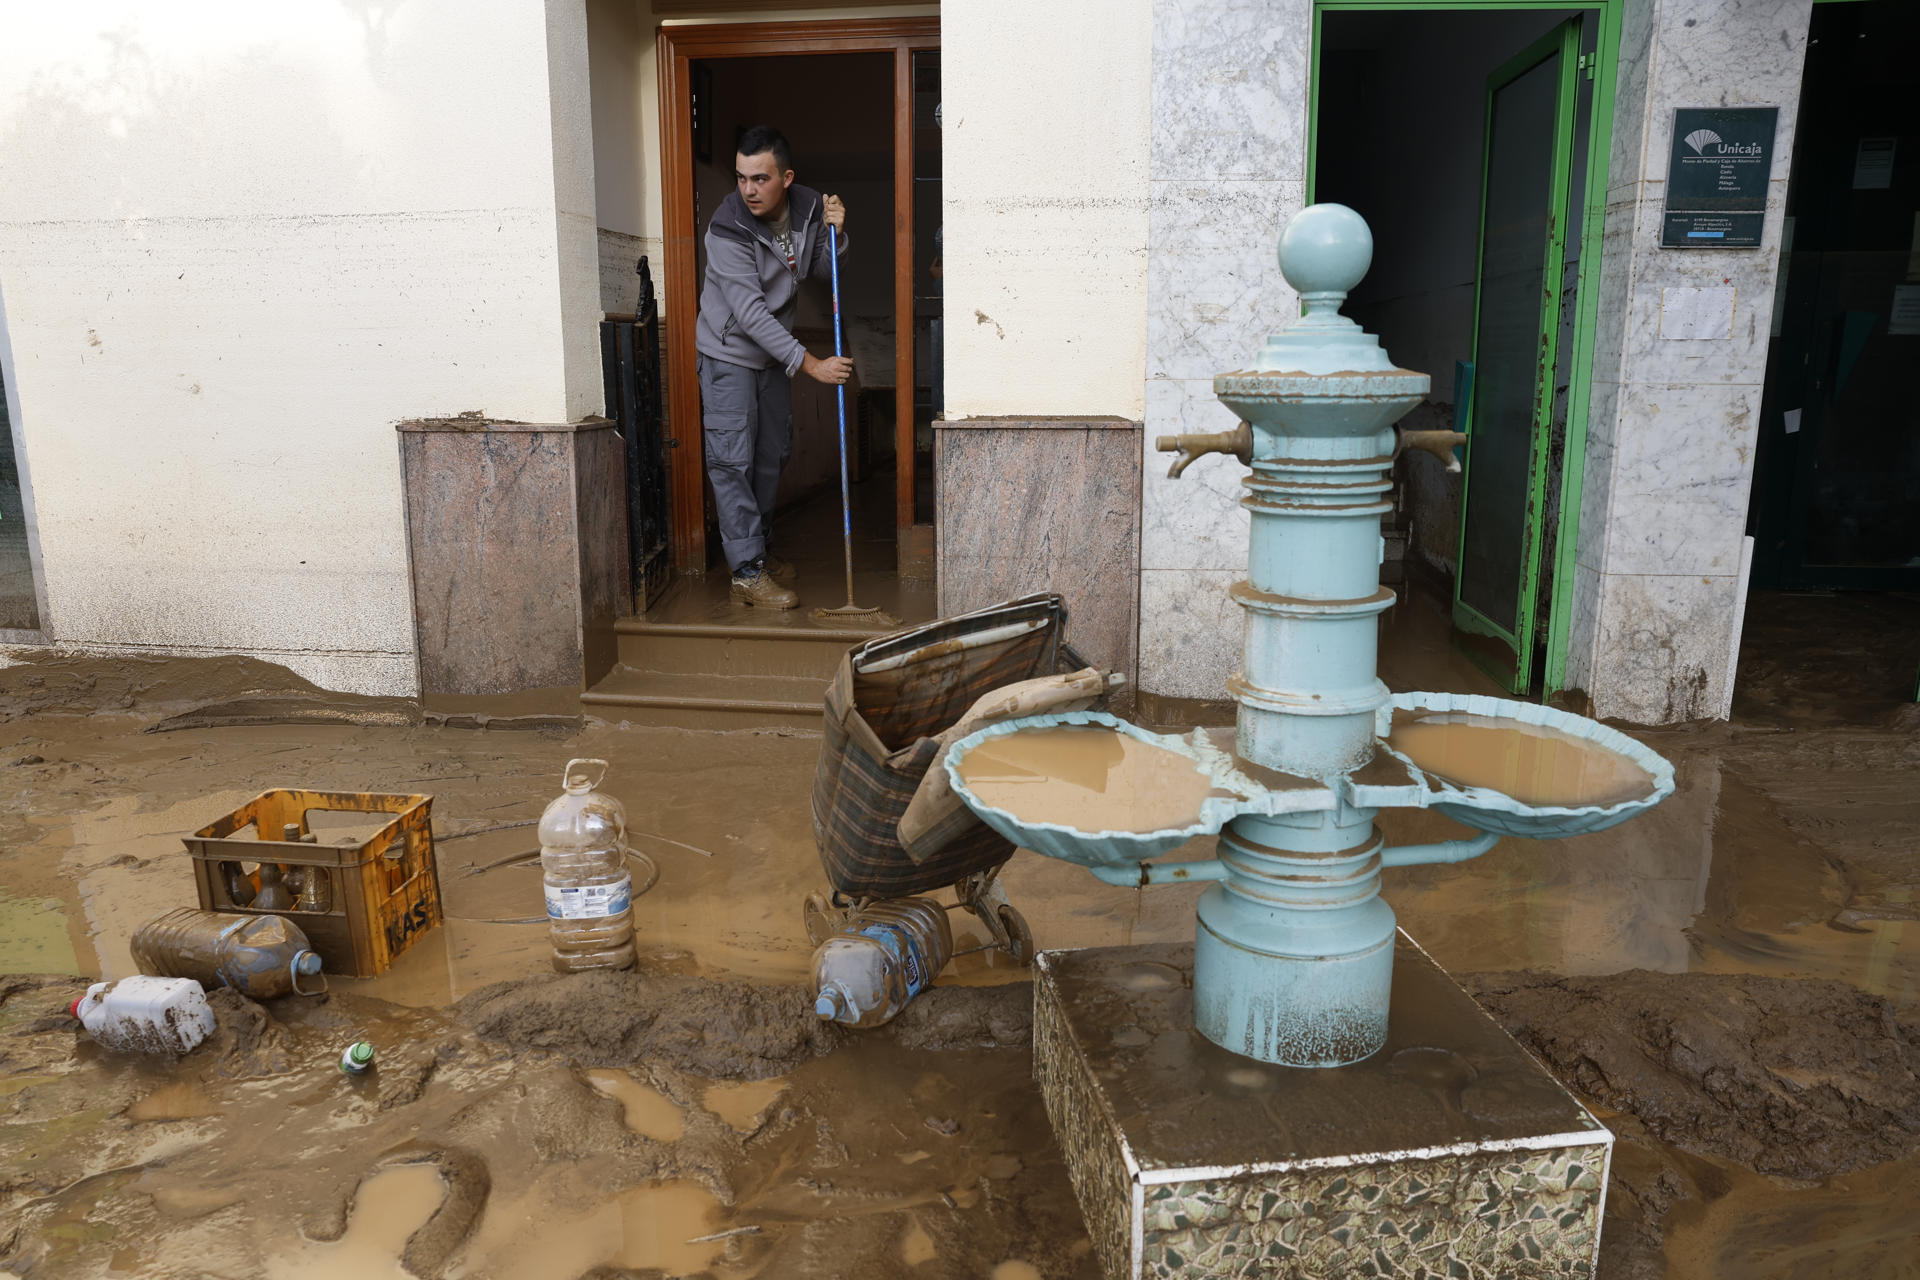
695,124,852,610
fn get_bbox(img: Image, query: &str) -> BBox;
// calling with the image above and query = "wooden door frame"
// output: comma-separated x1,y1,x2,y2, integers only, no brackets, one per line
657,17,939,572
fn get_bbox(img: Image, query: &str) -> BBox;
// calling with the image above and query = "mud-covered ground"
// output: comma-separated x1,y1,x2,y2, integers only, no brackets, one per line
2,588,1918,1278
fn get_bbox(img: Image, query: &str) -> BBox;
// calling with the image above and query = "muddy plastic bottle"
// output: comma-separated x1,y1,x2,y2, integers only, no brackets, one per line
540,758,636,973
811,897,953,1028
131,907,328,999
71,976,217,1055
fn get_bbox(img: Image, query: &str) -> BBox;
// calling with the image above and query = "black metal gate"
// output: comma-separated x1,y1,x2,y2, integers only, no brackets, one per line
601,257,672,610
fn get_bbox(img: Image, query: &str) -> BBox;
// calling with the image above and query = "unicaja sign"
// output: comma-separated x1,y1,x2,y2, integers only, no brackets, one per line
1685,128,1761,157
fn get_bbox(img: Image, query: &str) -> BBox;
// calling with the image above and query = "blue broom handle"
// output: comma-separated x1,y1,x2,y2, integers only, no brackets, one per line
829,222,853,603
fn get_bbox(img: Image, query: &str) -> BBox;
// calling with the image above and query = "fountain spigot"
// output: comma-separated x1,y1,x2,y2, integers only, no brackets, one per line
1394,428,1469,473
1155,423,1252,478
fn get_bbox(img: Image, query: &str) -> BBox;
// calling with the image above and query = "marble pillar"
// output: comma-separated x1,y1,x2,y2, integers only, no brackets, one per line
1567,0,1813,722
936,418,1143,692
1141,0,1312,706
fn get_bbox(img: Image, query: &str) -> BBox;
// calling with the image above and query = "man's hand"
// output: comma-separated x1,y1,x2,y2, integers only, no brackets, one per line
823,194,846,231
803,352,853,385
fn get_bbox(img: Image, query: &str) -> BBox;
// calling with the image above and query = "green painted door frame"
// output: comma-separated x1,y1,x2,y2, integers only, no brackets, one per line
1307,0,1624,698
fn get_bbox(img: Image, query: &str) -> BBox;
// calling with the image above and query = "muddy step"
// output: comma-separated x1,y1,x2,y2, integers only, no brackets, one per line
580,666,825,731
614,618,888,681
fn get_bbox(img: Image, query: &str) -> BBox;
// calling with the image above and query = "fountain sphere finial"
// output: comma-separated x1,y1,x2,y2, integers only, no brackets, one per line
1278,203,1373,298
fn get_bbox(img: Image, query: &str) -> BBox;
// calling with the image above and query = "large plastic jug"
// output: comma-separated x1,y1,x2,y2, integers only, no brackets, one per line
131,907,327,999
811,897,953,1028
540,758,636,973
72,976,217,1055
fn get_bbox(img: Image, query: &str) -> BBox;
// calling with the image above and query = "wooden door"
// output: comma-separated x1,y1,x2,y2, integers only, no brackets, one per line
658,18,940,574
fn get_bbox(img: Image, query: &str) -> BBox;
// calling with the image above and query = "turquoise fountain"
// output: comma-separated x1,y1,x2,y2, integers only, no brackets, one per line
947,204,1673,1070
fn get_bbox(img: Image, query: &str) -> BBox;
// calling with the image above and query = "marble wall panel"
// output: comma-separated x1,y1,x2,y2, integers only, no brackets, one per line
1573,410,1618,575
1148,181,1303,381
1564,559,1606,691
1608,0,1659,189
1614,182,1791,388
1150,0,1311,183
1139,567,1242,700
1602,382,1760,578
402,424,593,695
1568,0,1813,722
1590,194,1645,403
937,421,1143,688
1142,377,1251,572
1589,570,1741,722
1641,0,1813,185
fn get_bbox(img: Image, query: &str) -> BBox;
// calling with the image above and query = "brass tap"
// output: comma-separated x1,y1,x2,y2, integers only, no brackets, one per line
1155,423,1253,478
1393,428,1468,473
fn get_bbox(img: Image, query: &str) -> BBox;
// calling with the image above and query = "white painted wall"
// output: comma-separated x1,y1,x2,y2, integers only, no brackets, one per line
0,0,598,694
942,0,1152,420
589,0,666,315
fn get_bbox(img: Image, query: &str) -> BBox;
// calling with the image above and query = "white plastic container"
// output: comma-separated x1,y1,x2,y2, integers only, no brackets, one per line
811,897,953,1028
71,976,217,1055
540,758,636,973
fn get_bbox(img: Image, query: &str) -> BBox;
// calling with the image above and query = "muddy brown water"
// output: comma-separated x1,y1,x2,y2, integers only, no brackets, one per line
1387,711,1656,807
4,637,1920,1277
955,725,1216,833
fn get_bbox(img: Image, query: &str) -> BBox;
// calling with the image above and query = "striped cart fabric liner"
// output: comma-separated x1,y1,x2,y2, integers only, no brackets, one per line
810,593,1087,901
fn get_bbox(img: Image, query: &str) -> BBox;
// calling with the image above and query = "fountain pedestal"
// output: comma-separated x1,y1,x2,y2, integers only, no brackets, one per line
1034,936,1612,1280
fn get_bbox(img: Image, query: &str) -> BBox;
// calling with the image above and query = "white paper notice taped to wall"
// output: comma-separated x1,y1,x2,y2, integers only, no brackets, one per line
1660,286,1736,339
1783,408,1802,435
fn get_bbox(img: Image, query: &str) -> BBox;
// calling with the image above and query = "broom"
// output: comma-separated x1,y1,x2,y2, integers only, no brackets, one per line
811,221,897,626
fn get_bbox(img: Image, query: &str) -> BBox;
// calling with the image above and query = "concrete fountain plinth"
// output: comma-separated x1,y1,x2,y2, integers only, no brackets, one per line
1033,940,1612,1279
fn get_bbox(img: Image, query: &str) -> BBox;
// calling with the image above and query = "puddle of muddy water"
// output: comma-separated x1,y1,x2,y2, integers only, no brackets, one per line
900,1217,936,1266
124,1081,219,1122
1661,1150,1920,1279
0,892,81,975
956,725,1216,833
705,1076,786,1131
585,1068,686,1142
268,1162,446,1280
1386,711,1655,808
613,1180,729,1273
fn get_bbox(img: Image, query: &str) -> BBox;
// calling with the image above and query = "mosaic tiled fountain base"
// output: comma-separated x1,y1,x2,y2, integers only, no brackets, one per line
1033,937,1611,1280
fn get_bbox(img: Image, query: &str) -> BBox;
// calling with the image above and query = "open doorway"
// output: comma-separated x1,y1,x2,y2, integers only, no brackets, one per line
1313,4,1610,698
658,20,939,630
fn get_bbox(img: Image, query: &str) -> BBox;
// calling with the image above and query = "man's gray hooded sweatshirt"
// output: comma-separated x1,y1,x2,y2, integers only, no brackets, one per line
695,184,847,375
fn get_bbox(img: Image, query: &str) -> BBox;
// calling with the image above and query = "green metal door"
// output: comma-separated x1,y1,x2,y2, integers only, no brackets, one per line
1451,20,1582,693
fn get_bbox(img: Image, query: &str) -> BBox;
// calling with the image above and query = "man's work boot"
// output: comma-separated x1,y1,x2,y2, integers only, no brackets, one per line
763,552,798,585
730,558,798,610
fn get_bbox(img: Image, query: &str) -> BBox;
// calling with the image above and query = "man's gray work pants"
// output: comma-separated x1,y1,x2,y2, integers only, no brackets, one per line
698,354,792,571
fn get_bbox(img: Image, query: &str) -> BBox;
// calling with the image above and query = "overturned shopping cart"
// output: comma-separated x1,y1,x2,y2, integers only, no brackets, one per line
806,593,1114,965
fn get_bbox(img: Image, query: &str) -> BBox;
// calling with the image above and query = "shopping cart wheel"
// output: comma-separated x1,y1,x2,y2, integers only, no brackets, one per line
803,892,840,947
998,904,1034,967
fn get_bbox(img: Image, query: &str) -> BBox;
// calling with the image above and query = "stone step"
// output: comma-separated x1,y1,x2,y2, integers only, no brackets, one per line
580,666,826,732
613,617,886,681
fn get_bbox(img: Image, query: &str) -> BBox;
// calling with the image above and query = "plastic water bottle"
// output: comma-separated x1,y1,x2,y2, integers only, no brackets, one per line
71,976,217,1055
811,897,953,1028
130,908,327,999
540,758,636,973
340,1041,375,1074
